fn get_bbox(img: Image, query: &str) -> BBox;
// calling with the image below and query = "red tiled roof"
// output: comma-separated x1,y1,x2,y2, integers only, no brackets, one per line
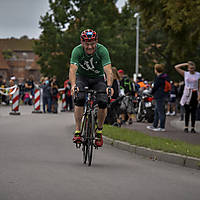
0,50,9,69
0,38,36,51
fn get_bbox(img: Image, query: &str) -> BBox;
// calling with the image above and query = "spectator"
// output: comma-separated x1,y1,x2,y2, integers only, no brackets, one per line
135,74,147,91
39,77,45,107
51,81,59,113
42,78,52,113
105,67,121,126
64,78,73,111
147,63,170,131
10,76,18,85
166,81,178,116
18,80,25,102
24,75,35,105
9,78,15,87
111,67,120,99
175,61,200,133
118,69,135,97
52,75,59,87
118,69,135,125
0,76,9,105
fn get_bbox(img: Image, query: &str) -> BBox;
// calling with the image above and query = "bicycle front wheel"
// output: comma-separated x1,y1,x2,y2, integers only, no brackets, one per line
81,115,89,164
87,112,96,166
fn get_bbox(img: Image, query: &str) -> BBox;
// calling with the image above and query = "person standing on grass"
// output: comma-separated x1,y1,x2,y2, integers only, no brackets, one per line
147,64,170,132
174,61,200,133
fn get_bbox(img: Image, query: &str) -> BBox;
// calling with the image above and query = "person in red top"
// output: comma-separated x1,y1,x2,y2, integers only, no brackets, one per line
64,78,74,111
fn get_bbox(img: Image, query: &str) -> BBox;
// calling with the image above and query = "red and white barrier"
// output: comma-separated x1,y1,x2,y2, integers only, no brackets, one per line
32,88,42,113
60,90,67,112
10,87,20,115
0,85,17,96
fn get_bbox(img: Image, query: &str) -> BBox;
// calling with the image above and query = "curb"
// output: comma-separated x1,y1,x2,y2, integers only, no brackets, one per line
103,136,200,170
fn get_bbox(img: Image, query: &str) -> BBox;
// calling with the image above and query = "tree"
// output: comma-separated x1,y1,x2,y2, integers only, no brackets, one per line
34,12,69,86
129,0,200,80
20,35,29,40
34,0,124,85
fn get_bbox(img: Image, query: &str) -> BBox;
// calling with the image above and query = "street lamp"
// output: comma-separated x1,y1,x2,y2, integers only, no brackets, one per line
134,12,140,80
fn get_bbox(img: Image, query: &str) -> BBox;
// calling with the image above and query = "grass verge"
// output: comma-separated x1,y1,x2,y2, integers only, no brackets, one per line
103,125,200,159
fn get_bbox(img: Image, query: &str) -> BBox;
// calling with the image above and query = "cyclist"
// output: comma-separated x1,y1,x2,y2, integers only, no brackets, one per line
69,29,113,147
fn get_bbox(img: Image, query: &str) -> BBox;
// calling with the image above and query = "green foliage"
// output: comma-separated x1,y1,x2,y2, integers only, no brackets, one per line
34,0,129,85
34,11,68,86
34,0,200,84
129,0,200,80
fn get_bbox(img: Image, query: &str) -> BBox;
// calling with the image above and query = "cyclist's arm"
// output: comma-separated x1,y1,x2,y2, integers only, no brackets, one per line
104,64,113,87
104,64,114,96
69,64,78,95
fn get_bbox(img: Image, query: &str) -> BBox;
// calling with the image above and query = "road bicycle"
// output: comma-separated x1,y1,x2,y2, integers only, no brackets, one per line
74,86,111,166
75,87,98,166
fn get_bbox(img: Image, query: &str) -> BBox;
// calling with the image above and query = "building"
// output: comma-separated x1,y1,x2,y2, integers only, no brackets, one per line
0,38,41,82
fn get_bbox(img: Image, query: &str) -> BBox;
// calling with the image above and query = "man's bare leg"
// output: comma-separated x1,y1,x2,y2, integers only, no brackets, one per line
120,114,126,123
97,108,107,129
128,113,133,120
74,106,84,131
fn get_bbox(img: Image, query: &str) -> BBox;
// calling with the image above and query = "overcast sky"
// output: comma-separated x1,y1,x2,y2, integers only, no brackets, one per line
0,0,126,39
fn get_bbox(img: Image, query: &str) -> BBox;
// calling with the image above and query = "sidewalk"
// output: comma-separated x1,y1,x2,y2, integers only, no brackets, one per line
170,117,200,134
122,115,200,145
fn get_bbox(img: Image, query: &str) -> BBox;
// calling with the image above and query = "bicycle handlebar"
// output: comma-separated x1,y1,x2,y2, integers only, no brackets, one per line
77,87,106,95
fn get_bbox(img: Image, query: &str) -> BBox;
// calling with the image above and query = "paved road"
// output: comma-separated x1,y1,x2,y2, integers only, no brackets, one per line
0,105,200,200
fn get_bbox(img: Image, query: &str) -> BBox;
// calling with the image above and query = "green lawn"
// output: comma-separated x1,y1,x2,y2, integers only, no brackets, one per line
103,125,200,159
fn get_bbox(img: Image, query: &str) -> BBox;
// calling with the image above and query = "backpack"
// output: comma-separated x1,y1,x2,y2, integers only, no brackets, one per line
121,77,134,94
164,80,171,93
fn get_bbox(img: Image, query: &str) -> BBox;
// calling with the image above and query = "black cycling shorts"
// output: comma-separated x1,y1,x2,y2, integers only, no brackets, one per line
74,75,108,109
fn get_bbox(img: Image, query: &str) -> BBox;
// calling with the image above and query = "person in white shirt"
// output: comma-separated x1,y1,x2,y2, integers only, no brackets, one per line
175,61,200,133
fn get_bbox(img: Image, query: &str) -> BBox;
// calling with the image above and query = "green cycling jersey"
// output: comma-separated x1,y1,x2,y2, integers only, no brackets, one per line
70,43,111,78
